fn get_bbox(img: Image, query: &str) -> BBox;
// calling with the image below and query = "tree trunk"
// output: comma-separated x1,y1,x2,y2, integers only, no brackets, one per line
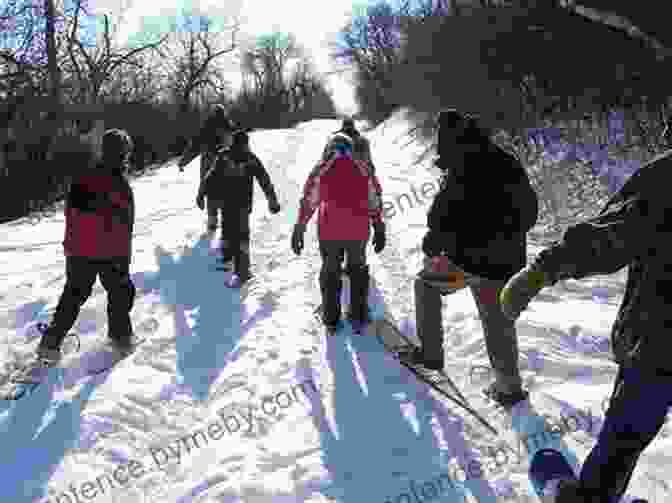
45,0,60,160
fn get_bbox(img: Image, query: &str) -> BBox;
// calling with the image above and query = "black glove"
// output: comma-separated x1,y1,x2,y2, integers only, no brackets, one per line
291,223,305,255
372,221,386,253
196,195,205,210
269,199,281,214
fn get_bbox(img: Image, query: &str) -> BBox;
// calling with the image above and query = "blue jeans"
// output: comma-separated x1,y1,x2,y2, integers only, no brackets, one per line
414,256,523,392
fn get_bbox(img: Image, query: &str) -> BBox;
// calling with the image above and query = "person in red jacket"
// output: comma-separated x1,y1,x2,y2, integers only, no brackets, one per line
291,133,386,333
36,129,137,363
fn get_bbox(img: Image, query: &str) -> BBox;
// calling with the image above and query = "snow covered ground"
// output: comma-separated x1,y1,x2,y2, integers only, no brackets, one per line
1,110,671,503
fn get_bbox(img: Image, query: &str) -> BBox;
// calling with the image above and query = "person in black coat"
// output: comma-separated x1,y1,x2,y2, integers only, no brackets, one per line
405,109,538,408
196,130,280,284
501,148,672,503
178,105,235,234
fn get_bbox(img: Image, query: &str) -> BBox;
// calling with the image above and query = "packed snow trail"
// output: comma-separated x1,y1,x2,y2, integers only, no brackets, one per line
0,112,669,502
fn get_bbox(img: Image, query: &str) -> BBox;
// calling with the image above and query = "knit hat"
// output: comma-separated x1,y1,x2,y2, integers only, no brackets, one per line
101,128,133,170
436,108,470,132
436,108,486,151
330,132,353,147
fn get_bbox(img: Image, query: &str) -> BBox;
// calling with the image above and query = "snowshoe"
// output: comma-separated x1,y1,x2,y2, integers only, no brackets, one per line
10,355,57,384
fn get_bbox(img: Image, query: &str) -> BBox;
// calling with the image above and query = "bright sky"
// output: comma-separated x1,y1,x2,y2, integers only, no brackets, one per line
91,0,368,115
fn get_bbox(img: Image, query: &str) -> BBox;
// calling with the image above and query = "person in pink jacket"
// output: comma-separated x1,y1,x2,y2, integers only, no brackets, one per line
291,133,386,333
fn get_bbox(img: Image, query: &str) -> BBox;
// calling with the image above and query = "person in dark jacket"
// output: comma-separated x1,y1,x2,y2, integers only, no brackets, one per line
196,129,280,285
405,109,539,407
36,129,137,363
291,133,386,333
322,118,376,175
500,149,672,503
178,105,235,233
178,104,234,177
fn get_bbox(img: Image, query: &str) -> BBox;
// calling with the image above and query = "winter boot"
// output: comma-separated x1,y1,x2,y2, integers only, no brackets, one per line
233,243,252,285
218,239,233,263
398,346,444,371
107,326,136,356
347,264,370,333
483,381,529,409
320,268,343,330
36,326,64,365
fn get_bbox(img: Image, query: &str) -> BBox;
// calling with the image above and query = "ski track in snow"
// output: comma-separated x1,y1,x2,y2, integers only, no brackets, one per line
0,112,669,502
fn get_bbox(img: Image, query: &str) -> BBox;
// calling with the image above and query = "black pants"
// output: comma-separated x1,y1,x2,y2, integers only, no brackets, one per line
206,198,226,233
221,206,251,276
318,239,368,324
42,257,136,349
578,364,672,502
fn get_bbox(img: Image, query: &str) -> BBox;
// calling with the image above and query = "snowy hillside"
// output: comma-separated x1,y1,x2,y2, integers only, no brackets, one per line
0,111,670,503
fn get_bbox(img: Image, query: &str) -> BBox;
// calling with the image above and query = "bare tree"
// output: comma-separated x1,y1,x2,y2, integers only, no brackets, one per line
241,33,299,111
63,1,167,106
161,10,238,113
334,1,404,123
233,32,335,126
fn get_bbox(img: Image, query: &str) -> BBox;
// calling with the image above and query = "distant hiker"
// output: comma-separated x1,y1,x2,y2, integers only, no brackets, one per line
178,104,234,177
178,105,235,235
406,109,538,407
322,118,376,174
36,129,137,363
196,129,280,286
500,149,672,503
291,132,386,334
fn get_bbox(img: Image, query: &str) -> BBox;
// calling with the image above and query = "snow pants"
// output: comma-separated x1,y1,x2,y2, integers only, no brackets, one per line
221,206,250,277
578,364,672,502
414,256,523,393
42,256,136,349
318,239,368,325
206,198,226,233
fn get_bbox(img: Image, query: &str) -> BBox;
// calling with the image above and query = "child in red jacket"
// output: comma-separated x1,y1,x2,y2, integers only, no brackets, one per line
36,129,137,363
291,133,386,333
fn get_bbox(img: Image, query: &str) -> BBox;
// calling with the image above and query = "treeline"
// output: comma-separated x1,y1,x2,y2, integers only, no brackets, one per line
0,1,337,223
336,0,672,229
